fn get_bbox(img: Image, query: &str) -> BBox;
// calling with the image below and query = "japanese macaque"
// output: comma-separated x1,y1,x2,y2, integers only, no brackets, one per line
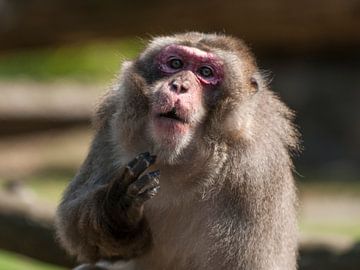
56,32,299,270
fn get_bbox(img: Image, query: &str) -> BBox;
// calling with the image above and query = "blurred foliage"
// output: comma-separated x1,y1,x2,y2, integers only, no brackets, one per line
0,249,65,270
298,180,360,197
0,39,143,82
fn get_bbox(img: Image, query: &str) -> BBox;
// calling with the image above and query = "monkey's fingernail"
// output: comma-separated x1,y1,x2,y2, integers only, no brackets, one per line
149,170,160,177
140,152,150,157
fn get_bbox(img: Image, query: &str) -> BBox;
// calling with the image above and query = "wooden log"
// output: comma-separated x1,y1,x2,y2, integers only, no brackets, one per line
0,189,75,267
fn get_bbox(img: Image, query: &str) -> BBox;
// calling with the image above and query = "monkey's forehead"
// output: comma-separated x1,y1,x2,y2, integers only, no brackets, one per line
140,35,228,60
157,44,222,63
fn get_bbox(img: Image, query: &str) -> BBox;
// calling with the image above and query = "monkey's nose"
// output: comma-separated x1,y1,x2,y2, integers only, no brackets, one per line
170,80,190,94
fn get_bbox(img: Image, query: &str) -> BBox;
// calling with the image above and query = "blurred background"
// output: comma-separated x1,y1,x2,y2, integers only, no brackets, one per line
0,0,359,269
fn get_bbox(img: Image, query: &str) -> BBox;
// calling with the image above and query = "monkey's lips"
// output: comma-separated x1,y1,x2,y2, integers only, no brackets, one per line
158,108,186,123
153,108,190,135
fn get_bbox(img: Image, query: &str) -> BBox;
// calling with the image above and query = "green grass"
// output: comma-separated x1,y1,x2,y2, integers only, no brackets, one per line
298,180,360,241
27,174,71,206
300,222,360,240
0,39,143,82
0,250,66,270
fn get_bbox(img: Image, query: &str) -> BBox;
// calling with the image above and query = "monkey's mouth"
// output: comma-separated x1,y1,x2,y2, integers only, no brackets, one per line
152,107,190,137
158,108,186,123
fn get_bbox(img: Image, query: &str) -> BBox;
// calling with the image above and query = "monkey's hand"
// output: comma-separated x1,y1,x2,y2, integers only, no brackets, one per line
102,152,160,237
59,152,160,262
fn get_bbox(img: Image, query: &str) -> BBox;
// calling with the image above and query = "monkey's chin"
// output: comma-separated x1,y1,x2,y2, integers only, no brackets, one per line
149,118,193,164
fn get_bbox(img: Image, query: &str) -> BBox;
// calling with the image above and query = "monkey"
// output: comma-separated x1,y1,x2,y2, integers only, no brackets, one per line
55,32,300,270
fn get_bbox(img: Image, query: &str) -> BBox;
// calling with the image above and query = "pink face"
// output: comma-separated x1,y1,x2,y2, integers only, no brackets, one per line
156,45,224,86
150,45,223,153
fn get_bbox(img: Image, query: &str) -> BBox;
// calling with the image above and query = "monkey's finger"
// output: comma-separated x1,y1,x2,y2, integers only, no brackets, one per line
123,153,157,185
105,153,156,203
107,152,151,192
131,154,156,178
127,152,150,168
127,170,160,198
134,186,160,204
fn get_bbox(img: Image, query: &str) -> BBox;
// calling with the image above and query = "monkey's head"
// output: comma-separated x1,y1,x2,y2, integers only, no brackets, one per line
108,32,275,164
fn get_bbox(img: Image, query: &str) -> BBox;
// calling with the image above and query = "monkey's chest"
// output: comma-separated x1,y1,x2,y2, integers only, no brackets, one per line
135,197,213,270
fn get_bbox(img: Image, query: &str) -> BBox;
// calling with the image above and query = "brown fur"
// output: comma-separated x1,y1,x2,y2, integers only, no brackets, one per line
56,32,299,270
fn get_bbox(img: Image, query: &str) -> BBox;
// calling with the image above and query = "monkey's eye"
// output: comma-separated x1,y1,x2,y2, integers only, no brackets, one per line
168,58,184,69
198,66,214,78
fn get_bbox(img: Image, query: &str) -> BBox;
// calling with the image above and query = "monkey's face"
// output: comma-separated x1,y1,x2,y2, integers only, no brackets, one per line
145,44,225,159
125,33,258,162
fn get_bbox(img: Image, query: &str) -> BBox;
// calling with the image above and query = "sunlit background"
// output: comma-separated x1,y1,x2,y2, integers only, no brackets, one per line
0,1,359,269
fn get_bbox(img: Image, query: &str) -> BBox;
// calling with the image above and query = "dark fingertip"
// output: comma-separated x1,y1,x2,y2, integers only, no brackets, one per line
138,152,150,158
149,170,160,177
128,152,151,167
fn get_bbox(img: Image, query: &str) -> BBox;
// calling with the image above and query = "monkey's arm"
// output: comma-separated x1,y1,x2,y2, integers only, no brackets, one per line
56,131,159,262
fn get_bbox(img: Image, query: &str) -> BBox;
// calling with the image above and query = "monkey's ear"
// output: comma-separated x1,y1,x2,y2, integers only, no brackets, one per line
114,61,135,85
118,60,149,96
94,60,144,130
250,76,259,92
249,71,266,93
119,61,133,76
